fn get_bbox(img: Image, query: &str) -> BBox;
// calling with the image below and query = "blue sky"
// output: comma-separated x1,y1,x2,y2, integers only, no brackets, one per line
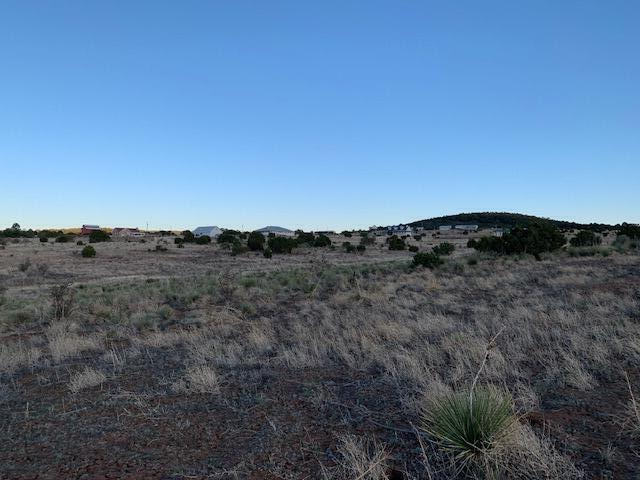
1,1,638,231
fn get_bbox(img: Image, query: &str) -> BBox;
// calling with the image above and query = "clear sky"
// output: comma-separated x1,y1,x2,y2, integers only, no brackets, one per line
1,1,638,231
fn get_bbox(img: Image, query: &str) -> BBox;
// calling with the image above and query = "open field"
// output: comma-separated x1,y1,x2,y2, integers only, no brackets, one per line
0,232,486,290
1,234,639,479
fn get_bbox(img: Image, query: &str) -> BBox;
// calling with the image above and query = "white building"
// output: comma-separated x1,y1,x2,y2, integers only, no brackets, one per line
192,226,223,238
438,225,452,231
369,227,387,236
112,227,145,238
386,224,413,236
254,226,295,237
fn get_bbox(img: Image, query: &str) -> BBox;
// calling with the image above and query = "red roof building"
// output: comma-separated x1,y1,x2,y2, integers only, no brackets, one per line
80,225,101,235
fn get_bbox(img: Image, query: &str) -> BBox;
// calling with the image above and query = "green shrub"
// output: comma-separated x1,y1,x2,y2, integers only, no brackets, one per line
618,223,640,239
174,237,184,245
247,231,266,251
55,235,71,243
39,236,48,243
217,231,237,244
268,236,296,254
195,235,211,245
570,230,601,247
231,240,248,256
613,235,640,252
89,230,110,243
263,248,273,259
155,245,168,252
37,229,63,239
433,242,455,256
356,244,366,253
388,235,406,251
313,234,332,247
296,231,315,245
81,245,96,258
359,234,375,246
181,230,195,243
341,231,353,238
408,245,419,253
467,257,478,266
76,240,84,246
468,224,565,260
412,252,443,269
422,387,515,469
413,234,423,241
468,237,501,251
342,241,355,253
568,246,612,257
0,223,36,239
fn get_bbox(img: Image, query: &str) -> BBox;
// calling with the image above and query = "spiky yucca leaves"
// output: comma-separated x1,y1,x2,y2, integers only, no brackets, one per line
422,387,516,472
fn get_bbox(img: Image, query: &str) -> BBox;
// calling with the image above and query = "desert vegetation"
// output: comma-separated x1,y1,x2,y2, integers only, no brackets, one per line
1,227,639,478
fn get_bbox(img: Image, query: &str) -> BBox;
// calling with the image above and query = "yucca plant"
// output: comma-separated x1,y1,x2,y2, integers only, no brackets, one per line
422,386,516,473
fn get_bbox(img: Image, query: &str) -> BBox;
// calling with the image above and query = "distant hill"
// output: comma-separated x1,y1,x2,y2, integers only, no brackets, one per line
409,212,616,232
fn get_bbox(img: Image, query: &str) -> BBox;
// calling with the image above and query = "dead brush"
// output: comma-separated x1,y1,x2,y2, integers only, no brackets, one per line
624,371,640,435
50,283,76,322
323,434,390,480
217,272,236,303
18,258,31,273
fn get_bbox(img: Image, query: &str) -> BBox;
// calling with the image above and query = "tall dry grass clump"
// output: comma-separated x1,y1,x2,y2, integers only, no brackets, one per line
324,434,390,480
172,365,220,394
69,367,106,394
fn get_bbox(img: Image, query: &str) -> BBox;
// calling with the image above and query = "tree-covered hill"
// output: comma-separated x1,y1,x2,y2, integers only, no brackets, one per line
409,212,616,232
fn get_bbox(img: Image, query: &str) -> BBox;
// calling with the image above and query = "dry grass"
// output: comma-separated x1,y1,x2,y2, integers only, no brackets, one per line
47,323,102,362
172,365,220,394
325,435,390,480
1,237,638,477
68,367,106,394
0,342,42,375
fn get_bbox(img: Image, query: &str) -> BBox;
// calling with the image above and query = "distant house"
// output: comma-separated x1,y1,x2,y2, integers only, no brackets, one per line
192,226,223,238
386,224,413,236
112,228,144,238
455,225,479,231
493,228,504,237
80,225,101,235
254,226,295,237
438,225,452,231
